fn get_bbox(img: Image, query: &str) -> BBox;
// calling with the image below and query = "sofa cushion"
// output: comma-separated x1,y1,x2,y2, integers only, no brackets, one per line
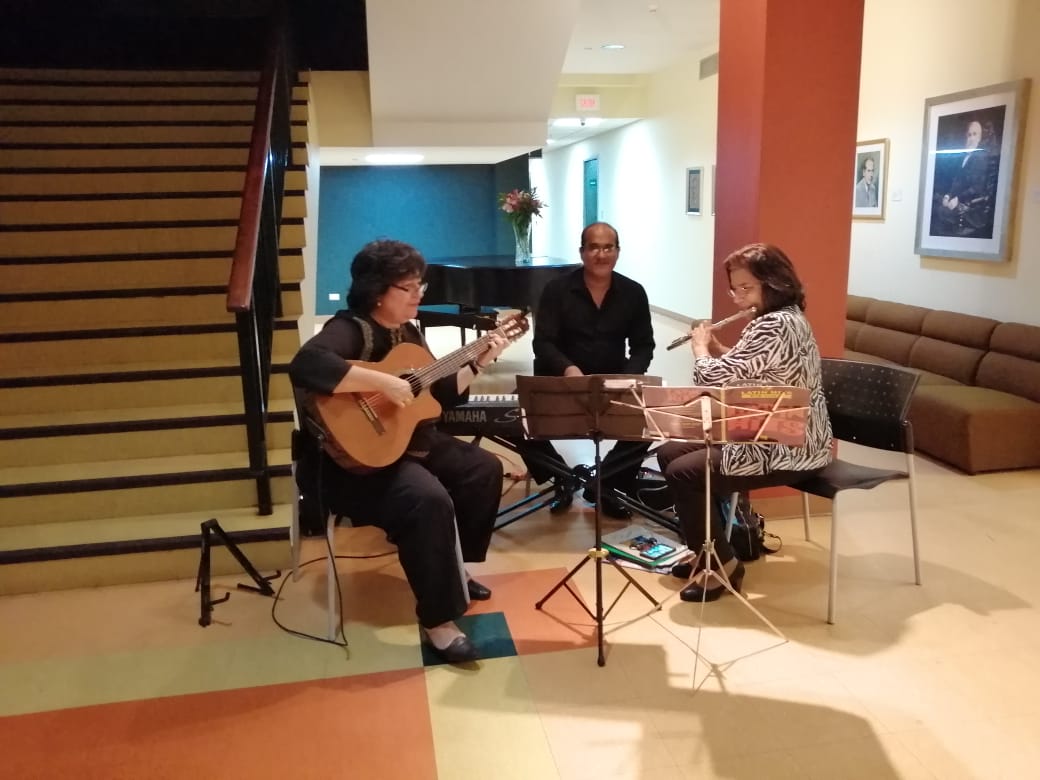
846,294,874,323
910,385,1040,473
909,337,986,385
865,300,930,333
845,319,863,350
854,323,918,365
920,310,998,349
989,322,1040,361
976,352,1040,404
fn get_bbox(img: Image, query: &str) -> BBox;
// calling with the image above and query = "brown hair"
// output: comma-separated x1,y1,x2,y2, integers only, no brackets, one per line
723,243,806,313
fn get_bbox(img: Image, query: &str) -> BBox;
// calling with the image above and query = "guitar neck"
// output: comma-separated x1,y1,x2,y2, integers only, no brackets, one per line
413,332,496,389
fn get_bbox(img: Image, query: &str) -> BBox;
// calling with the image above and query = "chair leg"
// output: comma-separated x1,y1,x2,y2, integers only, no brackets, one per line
906,454,922,586
291,489,302,582
827,496,840,624
725,491,738,542
326,513,339,641
453,516,471,606
801,492,812,542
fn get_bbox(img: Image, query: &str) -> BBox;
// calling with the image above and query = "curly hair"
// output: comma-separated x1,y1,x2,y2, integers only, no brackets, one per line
723,243,806,313
345,239,427,312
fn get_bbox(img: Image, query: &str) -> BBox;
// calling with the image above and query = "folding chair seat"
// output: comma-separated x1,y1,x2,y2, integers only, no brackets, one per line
791,358,922,623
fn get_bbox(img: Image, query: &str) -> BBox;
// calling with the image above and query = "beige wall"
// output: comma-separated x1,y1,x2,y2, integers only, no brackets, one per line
850,0,1040,325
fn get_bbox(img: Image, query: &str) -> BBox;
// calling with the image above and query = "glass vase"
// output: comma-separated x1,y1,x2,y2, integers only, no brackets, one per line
513,220,533,265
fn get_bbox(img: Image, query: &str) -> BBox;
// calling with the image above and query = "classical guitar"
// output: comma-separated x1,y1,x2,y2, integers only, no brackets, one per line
313,310,530,469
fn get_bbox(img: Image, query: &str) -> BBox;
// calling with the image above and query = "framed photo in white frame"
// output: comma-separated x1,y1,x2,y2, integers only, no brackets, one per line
852,138,888,220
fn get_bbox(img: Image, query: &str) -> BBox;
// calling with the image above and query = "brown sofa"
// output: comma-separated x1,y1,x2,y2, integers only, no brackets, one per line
844,295,1040,474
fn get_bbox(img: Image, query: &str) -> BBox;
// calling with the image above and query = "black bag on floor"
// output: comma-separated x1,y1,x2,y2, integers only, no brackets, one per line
722,492,782,561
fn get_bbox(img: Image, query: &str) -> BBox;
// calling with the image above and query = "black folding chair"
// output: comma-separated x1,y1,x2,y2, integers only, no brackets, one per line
792,358,922,623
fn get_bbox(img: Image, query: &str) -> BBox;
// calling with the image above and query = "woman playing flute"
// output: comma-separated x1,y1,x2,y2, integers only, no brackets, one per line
657,243,833,602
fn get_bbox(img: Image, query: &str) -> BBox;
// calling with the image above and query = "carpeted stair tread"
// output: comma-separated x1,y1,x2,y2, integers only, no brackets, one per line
0,504,291,555
0,192,307,225
0,355,295,382
0,68,262,82
1,167,307,195
0,144,308,169
0,123,308,145
0,250,305,293
1,398,296,434
0,289,304,333
0,447,293,489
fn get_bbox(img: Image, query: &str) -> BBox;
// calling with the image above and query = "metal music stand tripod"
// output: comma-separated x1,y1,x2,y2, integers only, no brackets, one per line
640,385,809,669
518,374,662,667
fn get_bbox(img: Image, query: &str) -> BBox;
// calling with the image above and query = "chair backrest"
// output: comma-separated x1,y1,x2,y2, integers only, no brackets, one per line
821,358,920,454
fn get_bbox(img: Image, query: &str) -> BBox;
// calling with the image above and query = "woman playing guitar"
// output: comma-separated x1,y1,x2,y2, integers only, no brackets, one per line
290,239,524,664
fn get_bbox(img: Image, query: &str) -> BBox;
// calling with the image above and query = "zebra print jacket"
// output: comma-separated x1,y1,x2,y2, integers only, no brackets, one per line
693,305,833,476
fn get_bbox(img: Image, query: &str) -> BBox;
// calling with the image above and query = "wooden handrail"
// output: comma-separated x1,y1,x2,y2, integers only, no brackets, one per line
226,36,281,313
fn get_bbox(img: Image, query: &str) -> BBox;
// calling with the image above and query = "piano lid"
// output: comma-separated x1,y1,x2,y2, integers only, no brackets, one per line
423,254,580,310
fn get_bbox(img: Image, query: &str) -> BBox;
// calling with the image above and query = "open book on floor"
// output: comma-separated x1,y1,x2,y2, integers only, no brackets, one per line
602,524,688,571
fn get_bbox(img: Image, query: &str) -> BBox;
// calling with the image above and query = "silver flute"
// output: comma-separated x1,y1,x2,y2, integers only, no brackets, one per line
665,307,756,351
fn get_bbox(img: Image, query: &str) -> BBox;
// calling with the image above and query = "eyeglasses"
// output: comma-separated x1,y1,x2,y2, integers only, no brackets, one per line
582,244,618,254
728,283,760,298
391,281,429,296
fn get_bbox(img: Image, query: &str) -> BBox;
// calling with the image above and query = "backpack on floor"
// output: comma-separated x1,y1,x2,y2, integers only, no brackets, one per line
721,492,782,562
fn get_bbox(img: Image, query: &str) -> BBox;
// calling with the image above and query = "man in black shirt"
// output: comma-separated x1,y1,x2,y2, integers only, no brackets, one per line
520,222,655,518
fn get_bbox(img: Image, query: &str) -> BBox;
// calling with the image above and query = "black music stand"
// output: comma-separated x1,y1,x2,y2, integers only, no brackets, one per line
518,374,663,667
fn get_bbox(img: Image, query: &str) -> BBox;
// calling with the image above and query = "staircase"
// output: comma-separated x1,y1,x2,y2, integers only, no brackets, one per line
0,68,310,594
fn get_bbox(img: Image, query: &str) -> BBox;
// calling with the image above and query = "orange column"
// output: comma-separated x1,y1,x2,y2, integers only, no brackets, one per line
712,0,864,358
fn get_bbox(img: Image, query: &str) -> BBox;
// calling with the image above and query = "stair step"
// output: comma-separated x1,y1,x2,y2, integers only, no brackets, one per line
0,369,295,416
0,82,308,102
0,286,303,333
0,249,304,293
0,191,306,225
0,101,308,123
0,405,295,468
0,449,294,526
0,322,301,373
0,122,308,144
0,142,308,169
0,166,307,195
0,68,261,83
0,505,291,596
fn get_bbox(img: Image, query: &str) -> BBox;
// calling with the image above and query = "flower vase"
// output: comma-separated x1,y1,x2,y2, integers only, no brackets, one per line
513,220,533,265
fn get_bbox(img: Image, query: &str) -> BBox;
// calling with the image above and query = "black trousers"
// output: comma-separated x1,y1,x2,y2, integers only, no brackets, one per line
515,437,651,497
320,430,502,628
657,441,821,564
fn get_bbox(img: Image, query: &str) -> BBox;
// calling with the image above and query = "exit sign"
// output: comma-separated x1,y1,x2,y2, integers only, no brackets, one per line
575,93,600,111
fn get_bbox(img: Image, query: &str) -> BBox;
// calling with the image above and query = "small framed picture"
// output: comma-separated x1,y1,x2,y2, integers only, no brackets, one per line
852,138,888,220
914,79,1030,262
685,167,702,215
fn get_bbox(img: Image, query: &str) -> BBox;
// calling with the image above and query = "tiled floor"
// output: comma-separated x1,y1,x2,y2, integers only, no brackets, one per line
2,314,1039,779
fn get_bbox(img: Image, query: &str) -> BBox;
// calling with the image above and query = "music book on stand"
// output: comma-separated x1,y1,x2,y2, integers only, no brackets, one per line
601,524,688,571
641,385,809,444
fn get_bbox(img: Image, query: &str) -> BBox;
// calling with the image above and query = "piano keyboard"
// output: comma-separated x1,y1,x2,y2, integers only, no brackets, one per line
439,394,523,436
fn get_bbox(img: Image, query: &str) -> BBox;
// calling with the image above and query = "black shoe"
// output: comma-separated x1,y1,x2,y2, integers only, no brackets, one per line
467,578,492,600
548,482,573,514
679,562,745,602
424,633,480,664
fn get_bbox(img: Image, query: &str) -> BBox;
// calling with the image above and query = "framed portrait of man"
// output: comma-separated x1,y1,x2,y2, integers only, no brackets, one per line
914,79,1030,262
852,138,888,220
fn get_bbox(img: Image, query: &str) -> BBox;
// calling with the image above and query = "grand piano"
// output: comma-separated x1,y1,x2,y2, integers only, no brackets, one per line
422,254,580,311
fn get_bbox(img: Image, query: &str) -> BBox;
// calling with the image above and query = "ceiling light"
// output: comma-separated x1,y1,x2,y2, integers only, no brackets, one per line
365,152,424,164
601,43,625,50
